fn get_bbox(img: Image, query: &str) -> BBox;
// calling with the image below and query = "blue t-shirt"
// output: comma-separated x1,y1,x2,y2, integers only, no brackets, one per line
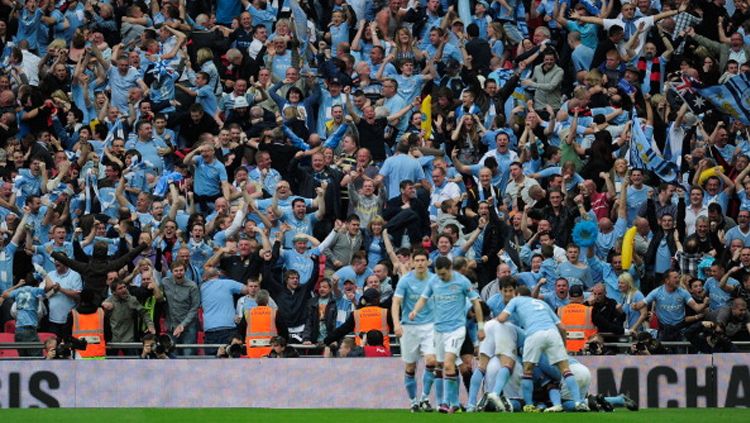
216,0,243,24
280,247,320,285
280,209,319,248
724,226,750,248
108,66,141,113
704,277,738,311
15,9,43,52
620,291,645,330
420,271,478,333
195,84,219,117
200,278,245,331
644,285,694,326
626,185,652,225
503,296,560,336
378,154,426,199
10,286,46,328
394,271,435,325
556,262,593,290
193,156,228,197
0,242,18,291
125,138,169,174
334,265,373,291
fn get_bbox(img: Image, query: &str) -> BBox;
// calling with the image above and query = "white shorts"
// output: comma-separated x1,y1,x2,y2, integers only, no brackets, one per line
560,362,591,401
479,320,518,359
485,357,524,399
434,327,466,363
400,323,435,363
522,328,568,365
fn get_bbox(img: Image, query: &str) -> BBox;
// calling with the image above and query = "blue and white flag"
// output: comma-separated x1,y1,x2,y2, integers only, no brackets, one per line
698,72,750,125
104,118,125,148
629,111,678,182
147,60,176,83
289,0,308,47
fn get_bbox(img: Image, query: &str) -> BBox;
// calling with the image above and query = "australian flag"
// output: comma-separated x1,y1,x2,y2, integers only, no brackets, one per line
698,72,750,125
672,74,710,114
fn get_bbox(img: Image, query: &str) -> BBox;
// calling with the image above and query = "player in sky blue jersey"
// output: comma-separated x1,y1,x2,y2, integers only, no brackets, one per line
410,257,485,414
392,250,438,412
467,278,523,412
497,286,589,412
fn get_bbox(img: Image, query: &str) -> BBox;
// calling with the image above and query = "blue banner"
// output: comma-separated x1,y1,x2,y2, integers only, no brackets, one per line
629,111,678,182
698,72,750,125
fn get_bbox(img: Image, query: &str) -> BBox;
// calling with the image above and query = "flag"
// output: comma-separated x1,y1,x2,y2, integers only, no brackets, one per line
580,0,602,16
672,74,710,114
147,60,175,83
421,95,432,139
629,110,679,182
698,72,750,124
104,118,124,148
289,0,309,47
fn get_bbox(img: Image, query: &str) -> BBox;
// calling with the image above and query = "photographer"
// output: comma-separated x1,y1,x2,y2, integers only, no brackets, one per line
581,334,616,356
687,298,750,353
44,338,59,359
216,335,246,358
629,332,666,356
140,333,171,359
266,335,299,358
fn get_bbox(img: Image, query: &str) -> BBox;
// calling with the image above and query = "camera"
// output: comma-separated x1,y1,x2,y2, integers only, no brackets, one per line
154,334,175,356
227,343,247,358
55,336,88,359
582,340,605,356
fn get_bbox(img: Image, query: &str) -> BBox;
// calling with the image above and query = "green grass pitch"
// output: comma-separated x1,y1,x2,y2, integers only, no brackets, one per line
1,408,748,422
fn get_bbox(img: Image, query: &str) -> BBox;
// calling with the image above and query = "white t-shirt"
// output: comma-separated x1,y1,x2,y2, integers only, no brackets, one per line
603,16,655,59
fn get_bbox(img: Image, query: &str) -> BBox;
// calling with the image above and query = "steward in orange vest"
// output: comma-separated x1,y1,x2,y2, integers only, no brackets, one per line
243,290,278,358
323,288,393,351
67,289,107,359
557,285,597,352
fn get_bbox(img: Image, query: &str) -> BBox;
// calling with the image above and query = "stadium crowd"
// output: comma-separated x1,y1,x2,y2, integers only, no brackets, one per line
0,0,749,375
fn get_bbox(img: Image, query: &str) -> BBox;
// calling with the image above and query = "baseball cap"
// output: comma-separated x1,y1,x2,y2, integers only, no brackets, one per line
292,233,307,242
569,285,584,298
343,279,355,286
328,76,342,85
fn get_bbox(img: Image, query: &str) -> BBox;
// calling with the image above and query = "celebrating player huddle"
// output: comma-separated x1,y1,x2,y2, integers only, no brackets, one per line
393,254,637,413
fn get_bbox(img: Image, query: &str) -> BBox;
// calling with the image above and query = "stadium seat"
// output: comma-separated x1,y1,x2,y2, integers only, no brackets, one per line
0,333,18,357
38,332,57,343
197,331,205,356
3,320,15,334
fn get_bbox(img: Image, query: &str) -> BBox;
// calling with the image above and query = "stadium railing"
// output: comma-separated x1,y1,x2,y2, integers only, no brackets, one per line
2,339,750,358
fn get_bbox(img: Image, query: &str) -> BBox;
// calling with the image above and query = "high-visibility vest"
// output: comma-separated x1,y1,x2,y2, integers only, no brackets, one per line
353,306,390,350
72,308,106,359
558,303,597,353
245,306,277,358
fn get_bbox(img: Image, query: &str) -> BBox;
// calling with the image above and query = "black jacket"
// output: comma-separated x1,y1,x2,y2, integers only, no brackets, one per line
261,242,320,331
382,195,430,239
301,295,338,343
591,297,625,335
645,198,678,269
52,242,148,306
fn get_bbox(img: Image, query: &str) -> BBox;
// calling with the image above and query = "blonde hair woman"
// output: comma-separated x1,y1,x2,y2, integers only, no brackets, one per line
617,273,647,333
390,27,425,69
196,47,221,95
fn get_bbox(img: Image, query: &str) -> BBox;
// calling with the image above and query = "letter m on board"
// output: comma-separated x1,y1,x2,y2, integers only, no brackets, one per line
596,367,639,405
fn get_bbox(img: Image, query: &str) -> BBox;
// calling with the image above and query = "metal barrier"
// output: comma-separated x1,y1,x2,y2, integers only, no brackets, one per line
2,338,749,358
